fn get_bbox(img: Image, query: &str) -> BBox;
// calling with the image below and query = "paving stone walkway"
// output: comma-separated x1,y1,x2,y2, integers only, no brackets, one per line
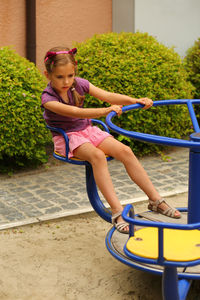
0,148,189,229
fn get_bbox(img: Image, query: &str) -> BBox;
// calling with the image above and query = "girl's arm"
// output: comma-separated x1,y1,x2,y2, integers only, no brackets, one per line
89,83,153,109
43,101,122,118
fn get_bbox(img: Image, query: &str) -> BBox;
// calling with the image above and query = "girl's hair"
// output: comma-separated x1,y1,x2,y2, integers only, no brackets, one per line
44,46,84,107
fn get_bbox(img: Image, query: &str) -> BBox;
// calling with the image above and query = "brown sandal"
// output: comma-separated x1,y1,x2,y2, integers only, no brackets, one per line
112,211,129,234
148,198,181,219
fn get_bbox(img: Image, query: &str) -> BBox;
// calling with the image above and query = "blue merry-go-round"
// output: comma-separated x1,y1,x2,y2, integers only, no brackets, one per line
47,99,200,300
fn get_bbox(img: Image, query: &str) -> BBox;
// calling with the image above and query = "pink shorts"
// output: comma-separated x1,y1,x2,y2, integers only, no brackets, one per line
53,125,112,158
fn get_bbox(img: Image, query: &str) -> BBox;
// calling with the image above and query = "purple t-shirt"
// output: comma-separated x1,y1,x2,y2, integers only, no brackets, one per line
41,77,91,136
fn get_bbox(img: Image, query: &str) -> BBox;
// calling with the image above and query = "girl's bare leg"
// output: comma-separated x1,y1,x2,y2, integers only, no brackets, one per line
98,137,181,217
73,143,129,229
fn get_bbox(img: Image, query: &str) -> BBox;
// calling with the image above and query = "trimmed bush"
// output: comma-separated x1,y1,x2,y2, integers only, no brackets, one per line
184,38,200,100
0,47,49,170
184,38,200,122
75,32,194,156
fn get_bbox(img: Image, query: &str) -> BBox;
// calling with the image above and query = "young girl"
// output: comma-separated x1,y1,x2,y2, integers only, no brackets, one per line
41,46,181,233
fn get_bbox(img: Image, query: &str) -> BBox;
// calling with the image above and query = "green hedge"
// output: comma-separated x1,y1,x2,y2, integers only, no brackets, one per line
75,32,194,155
0,47,50,170
184,37,200,100
184,38,200,122
0,33,196,172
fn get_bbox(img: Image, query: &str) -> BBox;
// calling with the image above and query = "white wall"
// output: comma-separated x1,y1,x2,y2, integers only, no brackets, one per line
135,0,200,57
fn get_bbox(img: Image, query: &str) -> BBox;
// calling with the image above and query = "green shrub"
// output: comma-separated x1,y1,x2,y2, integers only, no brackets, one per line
75,32,194,156
184,38,200,122
184,38,200,99
0,47,50,171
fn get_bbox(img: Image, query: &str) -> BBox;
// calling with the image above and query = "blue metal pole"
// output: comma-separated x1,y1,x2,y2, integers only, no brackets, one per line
162,266,179,300
158,228,164,264
178,279,192,300
188,133,200,223
187,101,200,132
129,206,135,237
85,164,112,223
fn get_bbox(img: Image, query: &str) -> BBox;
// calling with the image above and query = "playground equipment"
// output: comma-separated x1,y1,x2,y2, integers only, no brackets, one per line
47,119,113,223
47,99,200,299
105,99,200,300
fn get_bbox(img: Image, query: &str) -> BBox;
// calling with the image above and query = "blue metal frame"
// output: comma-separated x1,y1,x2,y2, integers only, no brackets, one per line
46,100,200,299
105,99,200,300
121,204,197,300
46,119,113,223
106,99,200,226
47,119,112,165
105,224,200,280
106,99,200,148
122,204,200,268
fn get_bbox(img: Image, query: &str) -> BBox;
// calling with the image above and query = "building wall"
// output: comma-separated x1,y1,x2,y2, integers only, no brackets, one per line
0,0,112,71
37,0,112,71
135,0,200,58
1,0,199,70
0,0,26,57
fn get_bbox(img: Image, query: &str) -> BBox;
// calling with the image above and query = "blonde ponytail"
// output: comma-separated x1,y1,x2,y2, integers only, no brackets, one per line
71,80,85,107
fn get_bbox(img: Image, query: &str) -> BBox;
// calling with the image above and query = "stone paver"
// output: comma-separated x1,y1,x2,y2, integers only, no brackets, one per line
0,148,189,228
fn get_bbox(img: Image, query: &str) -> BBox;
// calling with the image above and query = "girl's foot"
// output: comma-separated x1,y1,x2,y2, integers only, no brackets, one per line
148,198,181,219
112,212,129,234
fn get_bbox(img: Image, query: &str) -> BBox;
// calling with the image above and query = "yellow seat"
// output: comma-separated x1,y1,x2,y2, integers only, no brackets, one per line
55,151,83,161
54,151,110,161
126,227,200,262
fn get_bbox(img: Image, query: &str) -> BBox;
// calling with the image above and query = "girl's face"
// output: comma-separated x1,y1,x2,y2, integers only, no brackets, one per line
45,63,75,96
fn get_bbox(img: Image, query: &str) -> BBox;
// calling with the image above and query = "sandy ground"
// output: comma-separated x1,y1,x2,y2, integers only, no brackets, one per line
0,193,200,300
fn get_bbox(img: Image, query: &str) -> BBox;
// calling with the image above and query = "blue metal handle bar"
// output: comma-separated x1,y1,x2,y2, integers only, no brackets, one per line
47,119,111,165
106,99,200,149
91,119,111,133
46,125,87,165
122,204,200,230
